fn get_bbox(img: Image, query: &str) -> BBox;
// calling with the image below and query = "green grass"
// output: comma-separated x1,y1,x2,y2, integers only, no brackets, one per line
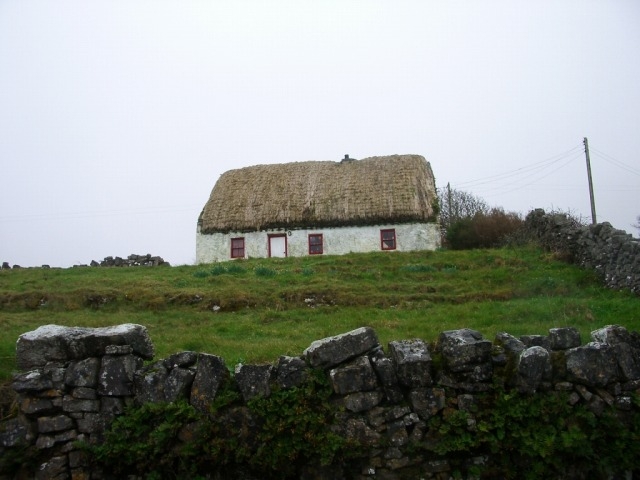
1,246,638,381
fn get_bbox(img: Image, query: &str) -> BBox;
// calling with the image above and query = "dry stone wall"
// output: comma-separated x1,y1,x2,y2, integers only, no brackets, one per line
2,324,640,479
526,209,640,294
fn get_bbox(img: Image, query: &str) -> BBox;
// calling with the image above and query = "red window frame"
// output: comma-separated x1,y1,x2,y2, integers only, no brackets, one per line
308,233,323,255
230,237,245,259
380,229,396,250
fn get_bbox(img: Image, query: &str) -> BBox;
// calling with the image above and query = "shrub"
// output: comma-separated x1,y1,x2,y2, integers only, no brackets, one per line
447,208,523,250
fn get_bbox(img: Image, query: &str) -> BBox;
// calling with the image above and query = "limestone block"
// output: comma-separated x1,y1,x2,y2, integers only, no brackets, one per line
62,396,100,413
98,354,142,396
16,324,154,370
343,390,384,413
520,334,551,350
37,414,74,433
388,339,433,388
329,356,378,395
190,353,229,413
134,362,169,404
235,364,273,401
437,329,492,371
303,327,380,369
35,455,68,480
370,352,403,403
494,332,525,356
12,369,53,393
515,346,551,394
64,358,100,388
408,387,445,420
549,327,581,350
566,343,619,387
164,367,196,402
20,397,55,415
163,351,198,369
591,325,640,380
0,417,32,447
275,356,308,389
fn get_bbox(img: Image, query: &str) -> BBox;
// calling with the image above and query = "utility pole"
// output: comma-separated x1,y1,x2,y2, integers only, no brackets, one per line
447,182,452,227
583,137,597,225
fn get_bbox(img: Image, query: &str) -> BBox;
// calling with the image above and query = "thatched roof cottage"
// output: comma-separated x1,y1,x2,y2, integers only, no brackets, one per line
196,154,440,263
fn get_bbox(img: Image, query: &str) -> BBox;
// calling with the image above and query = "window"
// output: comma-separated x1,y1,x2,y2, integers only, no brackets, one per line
380,229,396,250
231,237,245,258
308,233,323,255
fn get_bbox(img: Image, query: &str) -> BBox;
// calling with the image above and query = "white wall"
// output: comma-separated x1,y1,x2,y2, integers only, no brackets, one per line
196,223,440,264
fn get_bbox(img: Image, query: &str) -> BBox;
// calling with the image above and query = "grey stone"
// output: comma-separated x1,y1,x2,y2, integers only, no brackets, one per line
386,421,409,447
388,339,432,387
515,346,551,394
35,434,55,449
0,417,32,447
190,353,229,413
339,417,382,446
275,356,308,389
37,414,74,433
408,387,446,420
71,387,97,399
105,344,133,355
101,396,125,417
164,351,198,368
549,327,582,350
134,362,169,404
98,354,142,396
76,413,105,433
164,367,196,402
370,352,403,403
20,396,55,415
13,369,53,393
437,329,492,370
64,357,100,388
235,363,273,401
566,343,619,387
62,396,99,413
495,332,525,355
343,390,384,413
520,334,551,350
35,455,67,480
329,355,378,395
591,325,640,381
16,323,154,370
303,327,380,369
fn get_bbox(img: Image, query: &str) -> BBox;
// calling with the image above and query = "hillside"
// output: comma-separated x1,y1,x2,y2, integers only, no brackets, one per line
1,246,639,384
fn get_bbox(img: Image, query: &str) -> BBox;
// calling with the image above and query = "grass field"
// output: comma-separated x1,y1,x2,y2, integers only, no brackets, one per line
1,246,639,382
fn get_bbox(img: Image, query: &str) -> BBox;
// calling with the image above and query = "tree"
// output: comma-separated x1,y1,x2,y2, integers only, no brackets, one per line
438,184,489,231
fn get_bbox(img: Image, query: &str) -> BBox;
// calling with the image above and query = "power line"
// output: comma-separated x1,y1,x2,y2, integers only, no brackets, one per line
590,147,640,177
452,144,583,189
0,204,200,223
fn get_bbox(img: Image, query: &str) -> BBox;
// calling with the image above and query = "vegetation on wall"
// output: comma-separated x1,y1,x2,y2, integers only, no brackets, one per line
422,388,640,479
83,377,640,479
85,370,359,479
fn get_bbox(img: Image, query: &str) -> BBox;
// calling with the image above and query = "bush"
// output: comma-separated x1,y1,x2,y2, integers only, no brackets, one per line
446,208,523,250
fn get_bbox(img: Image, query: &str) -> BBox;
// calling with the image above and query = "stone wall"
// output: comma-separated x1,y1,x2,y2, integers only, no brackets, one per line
1,254,169,270
525,209,640,294
2,324,640,479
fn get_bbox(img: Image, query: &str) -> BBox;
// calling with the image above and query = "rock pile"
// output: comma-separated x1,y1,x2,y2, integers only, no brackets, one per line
2,324,639,479
90,254,169,267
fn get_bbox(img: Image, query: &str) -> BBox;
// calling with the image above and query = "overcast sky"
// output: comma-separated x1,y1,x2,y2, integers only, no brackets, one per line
1,1,639,267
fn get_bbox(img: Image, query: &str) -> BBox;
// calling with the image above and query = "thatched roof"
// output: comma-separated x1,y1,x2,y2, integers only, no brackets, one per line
199,154,438,233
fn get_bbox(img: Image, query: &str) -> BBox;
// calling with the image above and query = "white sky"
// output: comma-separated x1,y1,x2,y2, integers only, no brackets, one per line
1,1,639,267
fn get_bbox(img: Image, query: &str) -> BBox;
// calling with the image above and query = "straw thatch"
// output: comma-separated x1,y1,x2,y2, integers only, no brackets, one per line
199,154,438,233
